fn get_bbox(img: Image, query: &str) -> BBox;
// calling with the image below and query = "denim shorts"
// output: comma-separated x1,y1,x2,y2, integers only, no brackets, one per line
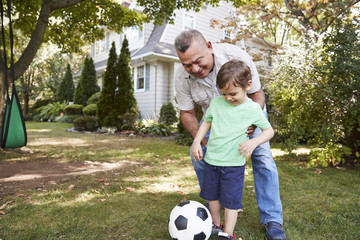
200,161,245,210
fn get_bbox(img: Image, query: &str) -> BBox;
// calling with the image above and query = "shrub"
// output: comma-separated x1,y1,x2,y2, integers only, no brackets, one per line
88,92,101,105
36,101,68,122
73,116,98,131
159,102,178,126
117,113,138,130
139,119,172,136
64,104,83,115
55,115,78,123
83,104,97,116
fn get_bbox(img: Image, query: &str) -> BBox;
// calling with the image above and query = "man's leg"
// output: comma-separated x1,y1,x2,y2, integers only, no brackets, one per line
250,111,285,239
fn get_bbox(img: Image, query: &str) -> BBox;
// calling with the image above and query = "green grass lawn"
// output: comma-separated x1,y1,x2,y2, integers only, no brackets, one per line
0,122,359,239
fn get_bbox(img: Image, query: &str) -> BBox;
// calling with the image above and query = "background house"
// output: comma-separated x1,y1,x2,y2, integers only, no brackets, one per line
90,1,276,120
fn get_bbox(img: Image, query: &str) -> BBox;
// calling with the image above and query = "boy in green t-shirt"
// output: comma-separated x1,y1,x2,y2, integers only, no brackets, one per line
192,59,274,240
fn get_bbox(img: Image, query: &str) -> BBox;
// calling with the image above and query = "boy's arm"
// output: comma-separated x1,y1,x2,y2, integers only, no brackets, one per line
192,121,212,161
238,127,274,159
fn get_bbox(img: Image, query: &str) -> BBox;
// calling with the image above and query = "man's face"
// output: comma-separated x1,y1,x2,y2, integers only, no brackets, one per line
177,41,214,79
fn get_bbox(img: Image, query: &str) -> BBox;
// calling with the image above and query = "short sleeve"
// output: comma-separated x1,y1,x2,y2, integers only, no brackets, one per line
175,68,195,111
253,104,271,129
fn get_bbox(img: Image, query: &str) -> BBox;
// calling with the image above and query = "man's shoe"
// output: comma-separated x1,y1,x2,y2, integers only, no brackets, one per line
218,232,236,240
265,221,286,240
211,223,223,236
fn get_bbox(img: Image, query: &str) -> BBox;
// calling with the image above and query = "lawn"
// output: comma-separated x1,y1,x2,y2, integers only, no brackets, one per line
0,122,359,239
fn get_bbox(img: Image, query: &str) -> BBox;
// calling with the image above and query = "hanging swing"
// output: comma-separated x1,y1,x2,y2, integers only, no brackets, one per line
0,0,27,149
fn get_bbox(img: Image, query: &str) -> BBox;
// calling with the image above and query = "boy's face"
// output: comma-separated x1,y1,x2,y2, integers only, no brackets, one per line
176,41,214,79
220,81,252,106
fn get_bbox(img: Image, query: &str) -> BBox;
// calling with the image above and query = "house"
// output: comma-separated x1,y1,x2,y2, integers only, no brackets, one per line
91,1,236,119
90,1,277,120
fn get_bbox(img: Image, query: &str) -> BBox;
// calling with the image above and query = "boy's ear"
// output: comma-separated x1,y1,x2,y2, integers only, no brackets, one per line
246,80,252,91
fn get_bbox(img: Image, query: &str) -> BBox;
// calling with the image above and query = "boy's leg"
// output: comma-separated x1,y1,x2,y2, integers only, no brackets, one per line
223,208,238,235
209,200,222,226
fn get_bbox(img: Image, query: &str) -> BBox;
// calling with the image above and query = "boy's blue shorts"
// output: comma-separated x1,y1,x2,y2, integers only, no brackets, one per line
200,161,245,210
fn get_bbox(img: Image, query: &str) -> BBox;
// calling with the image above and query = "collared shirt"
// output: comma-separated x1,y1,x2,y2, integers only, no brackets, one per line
175,43,261,114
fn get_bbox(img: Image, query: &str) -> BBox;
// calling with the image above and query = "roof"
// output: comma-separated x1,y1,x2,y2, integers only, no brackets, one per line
132,24,177,59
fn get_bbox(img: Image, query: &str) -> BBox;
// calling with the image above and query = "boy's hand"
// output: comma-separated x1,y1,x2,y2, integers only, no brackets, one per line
238,139,257,159
192,143,204,161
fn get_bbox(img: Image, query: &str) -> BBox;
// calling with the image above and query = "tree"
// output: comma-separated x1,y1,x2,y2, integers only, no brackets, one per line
97,41,118,127
74,57,99,106
214,0,360,45
0,0,254,128
267,14,360,165
57,64,74,103
115,37,139,129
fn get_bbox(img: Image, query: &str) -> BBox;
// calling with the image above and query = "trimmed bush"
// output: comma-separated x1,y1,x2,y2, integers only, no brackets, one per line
83,104,97,116
73,116,98,131
64,104,83,116
159,102,178,126
88,92,101,105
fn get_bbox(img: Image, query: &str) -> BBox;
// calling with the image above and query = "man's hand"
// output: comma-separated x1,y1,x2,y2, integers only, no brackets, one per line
246,124,256,136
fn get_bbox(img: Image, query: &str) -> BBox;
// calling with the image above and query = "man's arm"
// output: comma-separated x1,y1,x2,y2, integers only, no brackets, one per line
180,109,207,146
248,88,265,110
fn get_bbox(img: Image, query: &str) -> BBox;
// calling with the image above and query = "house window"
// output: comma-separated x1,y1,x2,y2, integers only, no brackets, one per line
95,39,106,55
125,26,143,42
184,14,195,30
136,65,145,90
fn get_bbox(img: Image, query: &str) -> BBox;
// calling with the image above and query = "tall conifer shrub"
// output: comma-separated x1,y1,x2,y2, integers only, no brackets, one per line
57,64,74,102
97,42,118,127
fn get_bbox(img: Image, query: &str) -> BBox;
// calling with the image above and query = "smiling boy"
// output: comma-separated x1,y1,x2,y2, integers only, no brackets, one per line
192,59,274,240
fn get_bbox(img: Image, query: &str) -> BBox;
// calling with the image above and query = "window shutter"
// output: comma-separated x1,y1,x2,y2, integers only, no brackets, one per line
105,33,110,51
91,44,95,57
145,64,150,91
119,33,124,47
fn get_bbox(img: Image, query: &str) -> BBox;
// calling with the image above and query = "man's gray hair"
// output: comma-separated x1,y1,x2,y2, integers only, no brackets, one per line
174,29,207,53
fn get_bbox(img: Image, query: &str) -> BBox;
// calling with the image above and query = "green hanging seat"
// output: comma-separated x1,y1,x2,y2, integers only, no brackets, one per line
0,0,27,149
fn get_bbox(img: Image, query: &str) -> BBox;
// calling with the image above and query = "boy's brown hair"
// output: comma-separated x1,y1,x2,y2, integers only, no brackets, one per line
216,59,252,89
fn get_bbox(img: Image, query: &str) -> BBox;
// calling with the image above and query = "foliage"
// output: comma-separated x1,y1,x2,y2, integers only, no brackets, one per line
139,119,172,136
54,114,78,123
267,15,360,165
308,143,353,167
159,102,178,126
73,116,98,131
36,101,68,122
83,104,97,117
57,64,75,102
115,37,140,125
117,113,138,131
74,57,100,106
87,92,101,105
97,42,118,127
222,0,360,45
64,104,83,116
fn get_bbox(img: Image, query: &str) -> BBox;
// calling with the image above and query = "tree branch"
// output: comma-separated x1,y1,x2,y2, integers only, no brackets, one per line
13,0,84,80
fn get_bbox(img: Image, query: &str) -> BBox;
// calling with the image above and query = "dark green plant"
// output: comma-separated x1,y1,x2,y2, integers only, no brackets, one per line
115,37,139,129
83,104,97,116
73,116,98,131
117,113,138,130
88,92,101,105
57,64,74,102
97,42,118,127
74,57,100,106
37,101,68,122
159,102,178,126
140,122,172,136
64,104,83,116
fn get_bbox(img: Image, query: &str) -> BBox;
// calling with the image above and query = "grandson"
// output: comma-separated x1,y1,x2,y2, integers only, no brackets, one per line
192,59,274,240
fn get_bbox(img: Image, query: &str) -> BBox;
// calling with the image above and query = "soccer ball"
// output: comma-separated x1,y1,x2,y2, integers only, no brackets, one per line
168,200,212,240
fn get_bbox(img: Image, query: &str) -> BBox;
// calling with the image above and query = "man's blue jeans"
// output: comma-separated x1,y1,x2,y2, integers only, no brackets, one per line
190,111,283,225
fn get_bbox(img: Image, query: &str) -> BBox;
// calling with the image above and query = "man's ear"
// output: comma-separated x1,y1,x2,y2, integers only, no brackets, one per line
207,41,213,52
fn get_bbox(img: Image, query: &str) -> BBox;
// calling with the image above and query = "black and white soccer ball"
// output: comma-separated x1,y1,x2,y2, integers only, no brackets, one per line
168,200,212,240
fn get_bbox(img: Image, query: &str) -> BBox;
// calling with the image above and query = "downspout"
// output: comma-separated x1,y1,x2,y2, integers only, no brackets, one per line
154,64,158,119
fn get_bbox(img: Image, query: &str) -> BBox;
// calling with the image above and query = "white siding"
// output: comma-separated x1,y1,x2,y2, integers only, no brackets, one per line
161,2,234,45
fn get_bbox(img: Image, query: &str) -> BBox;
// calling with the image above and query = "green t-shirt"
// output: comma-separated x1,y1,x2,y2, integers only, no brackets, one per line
204,96,271,167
